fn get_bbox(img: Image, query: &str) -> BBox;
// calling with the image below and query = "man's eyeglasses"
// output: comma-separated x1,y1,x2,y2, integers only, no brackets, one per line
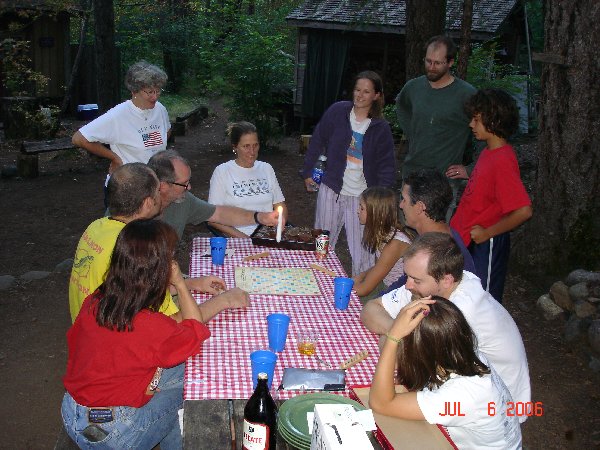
423,58,448,68
168,180,190,189
142,88,164,97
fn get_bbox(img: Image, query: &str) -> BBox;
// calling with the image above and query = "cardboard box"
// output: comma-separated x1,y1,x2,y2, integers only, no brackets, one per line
353,386,454,449
310,404,374,450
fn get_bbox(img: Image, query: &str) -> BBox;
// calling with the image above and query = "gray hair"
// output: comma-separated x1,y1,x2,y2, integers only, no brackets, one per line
107,163,159,217
147,150,189,182
124,60,168,93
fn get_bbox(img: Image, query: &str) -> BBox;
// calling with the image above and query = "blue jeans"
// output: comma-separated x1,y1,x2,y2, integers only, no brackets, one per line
61,364,184,450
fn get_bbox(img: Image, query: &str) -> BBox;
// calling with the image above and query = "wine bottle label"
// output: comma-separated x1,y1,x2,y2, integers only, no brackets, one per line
242,419,270,450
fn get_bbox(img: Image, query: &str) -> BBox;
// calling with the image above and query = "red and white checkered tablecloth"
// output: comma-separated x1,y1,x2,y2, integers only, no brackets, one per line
184,238,380,401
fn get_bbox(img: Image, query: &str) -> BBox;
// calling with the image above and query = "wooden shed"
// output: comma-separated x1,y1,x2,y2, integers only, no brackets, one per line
0,0,77,99
286,0,522,121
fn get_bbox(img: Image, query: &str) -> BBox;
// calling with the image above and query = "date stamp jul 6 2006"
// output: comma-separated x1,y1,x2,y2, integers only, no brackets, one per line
439,401,544,417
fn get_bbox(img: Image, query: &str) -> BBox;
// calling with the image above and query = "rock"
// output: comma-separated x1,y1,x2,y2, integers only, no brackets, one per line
536,294,564,320
574,300,597,319
569,282,590,303
54,258,73,273
564,316,590,343
565,269,600,286
0,275,16,290
517,301,532,312
550,281,573,311
589,356,600,373
20,270,51,281
589,320,600,354
589,297,600,304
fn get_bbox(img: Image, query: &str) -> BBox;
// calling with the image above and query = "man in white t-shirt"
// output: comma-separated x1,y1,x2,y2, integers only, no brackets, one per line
361,232,531,422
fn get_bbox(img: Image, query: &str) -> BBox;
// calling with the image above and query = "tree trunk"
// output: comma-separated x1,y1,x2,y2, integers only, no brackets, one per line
61,6,90,116
93,0,119,113
405,0,446,81
456,0,473,79
513,0,600,274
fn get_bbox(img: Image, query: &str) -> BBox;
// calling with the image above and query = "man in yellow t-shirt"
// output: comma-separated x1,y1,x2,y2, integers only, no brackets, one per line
69,163,249,322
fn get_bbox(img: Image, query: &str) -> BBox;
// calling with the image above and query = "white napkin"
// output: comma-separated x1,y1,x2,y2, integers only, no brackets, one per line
201,248,235,257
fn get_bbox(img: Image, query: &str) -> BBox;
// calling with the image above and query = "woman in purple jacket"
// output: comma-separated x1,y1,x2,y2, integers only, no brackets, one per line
302,71,396,275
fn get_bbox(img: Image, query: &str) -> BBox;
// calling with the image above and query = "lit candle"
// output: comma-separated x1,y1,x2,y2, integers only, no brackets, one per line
276,206,283,242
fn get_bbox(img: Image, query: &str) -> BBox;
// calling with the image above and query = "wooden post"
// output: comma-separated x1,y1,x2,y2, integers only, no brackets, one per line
17,153,39,178
299,134,311,154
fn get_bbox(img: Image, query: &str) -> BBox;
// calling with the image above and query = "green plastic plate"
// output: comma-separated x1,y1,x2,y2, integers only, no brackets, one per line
278,393,365,443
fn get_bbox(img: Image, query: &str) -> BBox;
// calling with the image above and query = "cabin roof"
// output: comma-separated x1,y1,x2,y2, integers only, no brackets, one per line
286,0,517,38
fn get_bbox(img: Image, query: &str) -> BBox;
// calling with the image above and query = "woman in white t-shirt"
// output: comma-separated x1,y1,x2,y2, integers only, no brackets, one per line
72,61,171,193
370,298,522,450
208,122,286,237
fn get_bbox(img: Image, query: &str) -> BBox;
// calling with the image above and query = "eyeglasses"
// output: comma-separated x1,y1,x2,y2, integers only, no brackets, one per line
423,58,448,68
168,180,190,189
142,88,164,97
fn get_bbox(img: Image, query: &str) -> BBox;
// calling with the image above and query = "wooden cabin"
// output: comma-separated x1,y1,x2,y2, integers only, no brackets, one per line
0,1,77,99
286,0,523,122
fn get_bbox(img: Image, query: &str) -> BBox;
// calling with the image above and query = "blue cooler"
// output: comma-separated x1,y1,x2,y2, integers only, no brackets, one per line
77,104,99,120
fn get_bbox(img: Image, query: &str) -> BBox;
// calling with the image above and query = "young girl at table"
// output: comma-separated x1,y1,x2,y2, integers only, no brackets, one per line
61,219,211,450
369,298,522,450
352,186,415,302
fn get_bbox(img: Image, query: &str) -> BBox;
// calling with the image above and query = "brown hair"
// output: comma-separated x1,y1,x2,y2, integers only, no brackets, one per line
227,121,258,147
396,298,490,391
94,219,179,331
424,35,457,62
403,232,464,282
353,70,385,118
360,186,415,253
464,88,520,139
107,163,159,217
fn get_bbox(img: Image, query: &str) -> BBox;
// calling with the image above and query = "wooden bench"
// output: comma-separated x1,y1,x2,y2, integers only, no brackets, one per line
18,137,77,178
171,106,209,136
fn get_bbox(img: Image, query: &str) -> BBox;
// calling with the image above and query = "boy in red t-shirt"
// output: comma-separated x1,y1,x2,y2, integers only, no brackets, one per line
450,88,532,302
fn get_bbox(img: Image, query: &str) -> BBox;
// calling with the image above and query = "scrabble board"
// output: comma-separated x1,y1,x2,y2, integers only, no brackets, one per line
234,266,321,295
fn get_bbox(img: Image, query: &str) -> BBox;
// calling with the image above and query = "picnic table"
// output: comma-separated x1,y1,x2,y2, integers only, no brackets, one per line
183,238,381,449
182,238,454,449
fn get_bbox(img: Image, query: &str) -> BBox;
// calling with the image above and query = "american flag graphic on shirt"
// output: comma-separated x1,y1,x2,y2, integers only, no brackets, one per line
142,131,163,147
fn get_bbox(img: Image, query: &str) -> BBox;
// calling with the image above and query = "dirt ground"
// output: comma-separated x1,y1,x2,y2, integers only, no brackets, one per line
0,99,598,449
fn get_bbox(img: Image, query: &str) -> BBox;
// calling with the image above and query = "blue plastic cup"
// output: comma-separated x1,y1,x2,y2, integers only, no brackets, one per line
267,313,290,352
210,237,227,265
250,350,278,389
334,277,354,310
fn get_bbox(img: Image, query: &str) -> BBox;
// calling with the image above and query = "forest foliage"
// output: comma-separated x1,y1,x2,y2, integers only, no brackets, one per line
3,0,543,141
100,0,298,141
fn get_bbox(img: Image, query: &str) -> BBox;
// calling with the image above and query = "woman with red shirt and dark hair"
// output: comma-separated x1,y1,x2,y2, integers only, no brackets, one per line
61,219,209,449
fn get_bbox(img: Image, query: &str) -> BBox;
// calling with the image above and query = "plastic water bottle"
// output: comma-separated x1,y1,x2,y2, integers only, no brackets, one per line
310,155,327,192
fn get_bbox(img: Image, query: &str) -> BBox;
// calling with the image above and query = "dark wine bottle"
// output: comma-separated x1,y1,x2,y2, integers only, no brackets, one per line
242,372,278,450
